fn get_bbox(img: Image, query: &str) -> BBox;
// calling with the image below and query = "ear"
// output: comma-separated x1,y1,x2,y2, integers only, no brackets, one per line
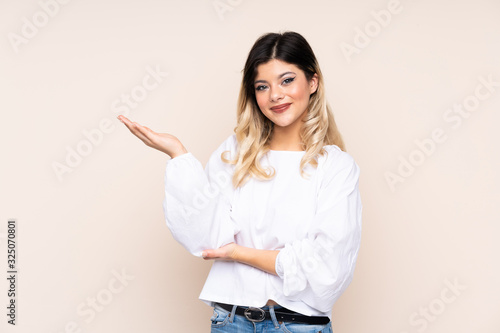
309,73,319,95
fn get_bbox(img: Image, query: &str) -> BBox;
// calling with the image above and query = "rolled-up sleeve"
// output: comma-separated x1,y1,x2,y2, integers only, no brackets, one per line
274,151,362,312
162,135,237,257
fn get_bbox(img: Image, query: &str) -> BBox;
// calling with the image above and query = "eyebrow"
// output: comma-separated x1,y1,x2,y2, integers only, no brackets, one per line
254,71,296,85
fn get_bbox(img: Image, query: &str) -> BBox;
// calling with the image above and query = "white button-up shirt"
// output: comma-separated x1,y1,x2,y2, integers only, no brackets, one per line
163,134,362,317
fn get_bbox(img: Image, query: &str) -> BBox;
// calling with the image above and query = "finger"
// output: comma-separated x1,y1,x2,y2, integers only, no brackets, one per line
133,123,158,145
118,116,139,133
118,116,156,138
121,118,154,146
117,115,133,125
135,123,156,138
131,122,154,146
202,250,218,260
117,115,130,126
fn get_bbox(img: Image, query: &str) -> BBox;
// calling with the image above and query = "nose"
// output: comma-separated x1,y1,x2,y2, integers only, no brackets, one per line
270,86,284,102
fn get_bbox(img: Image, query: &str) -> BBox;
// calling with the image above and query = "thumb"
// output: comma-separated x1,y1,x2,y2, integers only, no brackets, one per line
202,249,219,260
201,250,210,259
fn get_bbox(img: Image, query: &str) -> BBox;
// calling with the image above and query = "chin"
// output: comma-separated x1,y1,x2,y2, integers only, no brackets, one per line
273,120,294,128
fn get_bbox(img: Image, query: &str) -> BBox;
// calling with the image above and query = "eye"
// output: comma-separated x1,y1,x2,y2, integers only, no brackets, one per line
255,85,267,91
283,77,295,85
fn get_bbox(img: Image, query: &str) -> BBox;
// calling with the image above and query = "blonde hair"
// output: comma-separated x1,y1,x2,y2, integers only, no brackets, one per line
221,31,345,189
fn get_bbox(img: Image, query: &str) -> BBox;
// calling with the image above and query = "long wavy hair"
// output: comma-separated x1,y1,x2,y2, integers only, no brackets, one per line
222,31,345,189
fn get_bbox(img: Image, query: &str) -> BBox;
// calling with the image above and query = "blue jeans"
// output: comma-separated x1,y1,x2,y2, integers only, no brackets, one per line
210,304,333,333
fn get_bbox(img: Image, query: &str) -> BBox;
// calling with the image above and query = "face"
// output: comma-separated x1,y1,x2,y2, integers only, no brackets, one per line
253,59,318,130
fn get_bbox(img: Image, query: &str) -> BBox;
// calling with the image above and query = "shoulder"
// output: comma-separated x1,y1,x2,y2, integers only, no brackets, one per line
227,134,237,150
317,145,360,183
208,134,237,165
217,134,237,155
319,145,357,169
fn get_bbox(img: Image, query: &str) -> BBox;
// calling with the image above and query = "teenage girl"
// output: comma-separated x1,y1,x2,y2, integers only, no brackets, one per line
118,31,362,333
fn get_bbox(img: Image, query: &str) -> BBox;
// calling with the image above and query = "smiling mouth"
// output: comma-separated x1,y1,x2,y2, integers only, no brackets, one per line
270,103,291,113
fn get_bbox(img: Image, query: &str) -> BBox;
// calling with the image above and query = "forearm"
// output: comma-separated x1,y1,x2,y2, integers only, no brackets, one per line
234,245,279,276
202,243,280,275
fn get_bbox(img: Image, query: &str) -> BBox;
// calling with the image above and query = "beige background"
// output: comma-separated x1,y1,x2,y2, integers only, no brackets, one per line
1,0,499,332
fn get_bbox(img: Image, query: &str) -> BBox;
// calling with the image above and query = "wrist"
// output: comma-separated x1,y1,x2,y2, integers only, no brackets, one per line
170,146,188,159
231,244,243,261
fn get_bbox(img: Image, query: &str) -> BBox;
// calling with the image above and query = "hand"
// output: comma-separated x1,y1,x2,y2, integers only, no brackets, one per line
117,115,188,158
202,242,239,261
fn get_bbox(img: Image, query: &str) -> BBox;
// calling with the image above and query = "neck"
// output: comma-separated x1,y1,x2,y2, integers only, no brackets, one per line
269,110,306,151
269,128,303,151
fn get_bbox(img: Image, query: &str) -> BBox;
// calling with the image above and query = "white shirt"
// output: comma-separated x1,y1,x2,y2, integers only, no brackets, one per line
163,134,362,318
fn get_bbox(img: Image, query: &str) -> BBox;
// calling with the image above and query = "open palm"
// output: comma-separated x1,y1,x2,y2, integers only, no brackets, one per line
117,115,188,159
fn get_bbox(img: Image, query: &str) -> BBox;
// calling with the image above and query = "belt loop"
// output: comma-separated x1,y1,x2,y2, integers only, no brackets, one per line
269,305,280,328
229,305,237,323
